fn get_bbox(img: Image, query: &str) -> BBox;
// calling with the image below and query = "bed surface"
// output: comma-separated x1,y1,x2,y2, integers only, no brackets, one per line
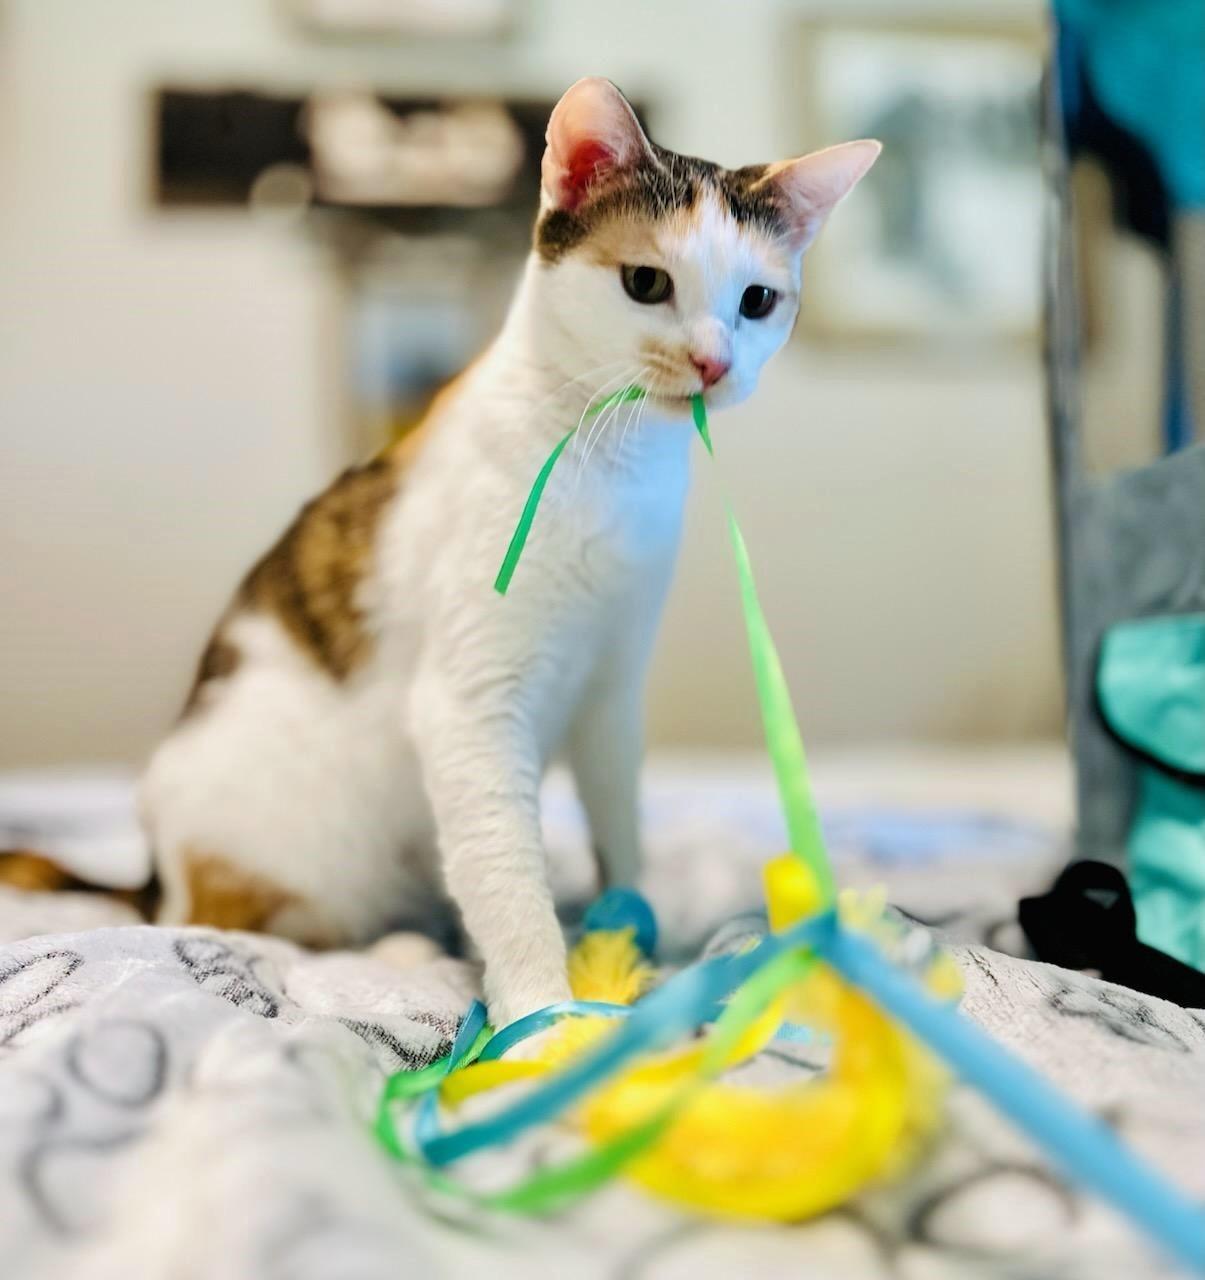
2,747,1203,1279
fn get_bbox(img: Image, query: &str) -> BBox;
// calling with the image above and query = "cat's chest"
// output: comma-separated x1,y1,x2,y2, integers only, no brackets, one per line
547,432,691,591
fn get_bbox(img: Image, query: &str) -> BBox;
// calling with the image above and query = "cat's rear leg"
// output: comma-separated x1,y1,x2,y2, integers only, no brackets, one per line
152,841,347,948
141,698,437,951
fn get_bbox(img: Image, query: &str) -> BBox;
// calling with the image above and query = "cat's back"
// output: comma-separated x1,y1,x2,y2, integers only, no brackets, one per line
173,369,478,723
233,452,404,682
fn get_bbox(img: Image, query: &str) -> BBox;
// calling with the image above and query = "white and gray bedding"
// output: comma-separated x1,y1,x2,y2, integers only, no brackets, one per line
2,750,1203,1280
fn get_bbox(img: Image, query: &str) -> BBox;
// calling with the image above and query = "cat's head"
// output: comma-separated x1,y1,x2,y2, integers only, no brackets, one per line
532,78,879,412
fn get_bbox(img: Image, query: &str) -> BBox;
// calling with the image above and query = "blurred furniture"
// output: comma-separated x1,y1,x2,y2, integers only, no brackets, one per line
154,89,559,451
1044,2,1205,923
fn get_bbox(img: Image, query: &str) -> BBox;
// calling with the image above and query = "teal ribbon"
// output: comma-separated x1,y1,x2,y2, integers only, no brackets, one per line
374,1000,490,1159
477,999,630,1062
378,922,821,1216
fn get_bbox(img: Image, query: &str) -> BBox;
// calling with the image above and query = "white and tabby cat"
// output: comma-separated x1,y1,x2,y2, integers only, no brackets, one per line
12,79,878,1027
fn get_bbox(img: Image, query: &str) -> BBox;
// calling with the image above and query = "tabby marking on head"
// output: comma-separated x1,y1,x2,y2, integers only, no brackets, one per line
536,149,794,264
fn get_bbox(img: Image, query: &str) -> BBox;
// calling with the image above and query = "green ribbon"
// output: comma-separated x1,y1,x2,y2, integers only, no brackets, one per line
374,1021,493,1161
690,395,835,904
494,384,645,595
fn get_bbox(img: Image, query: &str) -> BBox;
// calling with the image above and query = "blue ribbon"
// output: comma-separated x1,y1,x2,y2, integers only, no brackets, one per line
476,995,822,1060
824,928,1205,1274
448,1000,489,1064
478,1000,631,1062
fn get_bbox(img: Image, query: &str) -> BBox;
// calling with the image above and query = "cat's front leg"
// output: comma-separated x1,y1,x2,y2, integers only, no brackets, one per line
567,560,676,892
412,671,571,1029
568,675,644,891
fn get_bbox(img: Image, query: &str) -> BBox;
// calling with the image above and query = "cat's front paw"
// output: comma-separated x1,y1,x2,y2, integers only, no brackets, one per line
486,977,572,1040
494,1024,561,1062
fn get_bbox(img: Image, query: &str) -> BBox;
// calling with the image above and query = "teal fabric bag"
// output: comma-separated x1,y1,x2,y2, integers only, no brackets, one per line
1098,614,1205,969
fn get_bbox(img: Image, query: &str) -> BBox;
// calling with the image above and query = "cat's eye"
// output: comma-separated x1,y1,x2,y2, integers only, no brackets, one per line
621,265,674,305
739,284,778,320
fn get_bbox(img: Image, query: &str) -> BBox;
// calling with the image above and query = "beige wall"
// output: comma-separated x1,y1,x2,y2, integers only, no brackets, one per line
0,0,1060,767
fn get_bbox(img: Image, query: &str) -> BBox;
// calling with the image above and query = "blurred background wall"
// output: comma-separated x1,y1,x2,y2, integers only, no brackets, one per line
0,0,1070,767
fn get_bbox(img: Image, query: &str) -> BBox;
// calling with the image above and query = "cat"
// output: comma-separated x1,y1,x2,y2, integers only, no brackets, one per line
6,79,878,1029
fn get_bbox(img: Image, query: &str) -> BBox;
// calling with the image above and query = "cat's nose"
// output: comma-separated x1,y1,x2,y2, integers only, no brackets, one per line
690,355,731,389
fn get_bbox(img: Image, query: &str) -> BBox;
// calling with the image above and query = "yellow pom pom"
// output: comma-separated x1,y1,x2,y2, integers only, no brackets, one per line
569,928,656,1006
764,854,824,930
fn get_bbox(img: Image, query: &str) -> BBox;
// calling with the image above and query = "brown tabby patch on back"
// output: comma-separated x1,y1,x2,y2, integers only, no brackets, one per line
182,634,241,716
181,367,473,712
237,453,402,681
183,852,296,933
535,145,788,263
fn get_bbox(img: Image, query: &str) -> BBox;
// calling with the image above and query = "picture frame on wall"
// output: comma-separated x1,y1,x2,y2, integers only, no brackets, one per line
790,18,1044,347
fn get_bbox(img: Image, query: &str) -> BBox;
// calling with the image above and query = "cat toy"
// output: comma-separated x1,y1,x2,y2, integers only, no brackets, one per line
378,392,1205,1273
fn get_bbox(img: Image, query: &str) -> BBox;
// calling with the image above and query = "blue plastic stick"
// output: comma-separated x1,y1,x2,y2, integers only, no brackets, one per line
824,927,1205,1275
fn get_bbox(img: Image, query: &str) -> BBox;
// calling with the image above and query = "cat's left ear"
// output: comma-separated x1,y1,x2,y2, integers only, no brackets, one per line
757,140,881,249
541,77,653,213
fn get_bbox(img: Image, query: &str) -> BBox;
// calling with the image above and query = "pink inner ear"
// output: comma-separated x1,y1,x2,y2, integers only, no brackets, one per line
561,139,616,212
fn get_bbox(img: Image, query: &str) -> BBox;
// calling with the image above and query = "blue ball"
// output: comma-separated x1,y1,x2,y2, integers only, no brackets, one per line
582,887,658,958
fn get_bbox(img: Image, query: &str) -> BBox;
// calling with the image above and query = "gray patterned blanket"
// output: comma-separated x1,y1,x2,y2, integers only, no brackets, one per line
2,755,1203,1280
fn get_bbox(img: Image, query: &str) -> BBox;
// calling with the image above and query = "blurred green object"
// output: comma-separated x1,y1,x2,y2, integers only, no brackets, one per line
1099,615,1205,968
1056,0,1205,207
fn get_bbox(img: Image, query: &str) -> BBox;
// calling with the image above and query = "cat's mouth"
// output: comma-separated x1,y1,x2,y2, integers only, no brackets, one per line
644,387,703,409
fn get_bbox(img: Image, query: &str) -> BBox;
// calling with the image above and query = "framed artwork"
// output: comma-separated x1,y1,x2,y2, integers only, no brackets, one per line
790,19,1044,345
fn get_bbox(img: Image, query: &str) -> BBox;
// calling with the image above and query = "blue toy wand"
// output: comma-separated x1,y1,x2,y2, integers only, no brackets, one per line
386,388,1205,1274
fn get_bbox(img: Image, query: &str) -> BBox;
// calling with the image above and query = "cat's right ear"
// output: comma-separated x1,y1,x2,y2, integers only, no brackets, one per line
541,78,651,213
755,140,881,250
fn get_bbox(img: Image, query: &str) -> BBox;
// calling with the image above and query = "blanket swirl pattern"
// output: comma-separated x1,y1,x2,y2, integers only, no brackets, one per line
1,758,1202,1279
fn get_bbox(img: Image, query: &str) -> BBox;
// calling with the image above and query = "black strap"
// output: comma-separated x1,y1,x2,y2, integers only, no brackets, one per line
1020,861,1205,1008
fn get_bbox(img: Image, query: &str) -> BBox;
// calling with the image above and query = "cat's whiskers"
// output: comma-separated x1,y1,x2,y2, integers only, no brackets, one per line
571,364,643,486
617,370,654,464
577,366,649,480
570,364,641,452
523,358,636,428
575,390,628,484
562,364,639,497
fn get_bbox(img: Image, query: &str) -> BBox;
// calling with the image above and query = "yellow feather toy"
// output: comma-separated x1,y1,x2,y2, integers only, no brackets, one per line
438,863,956,1220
